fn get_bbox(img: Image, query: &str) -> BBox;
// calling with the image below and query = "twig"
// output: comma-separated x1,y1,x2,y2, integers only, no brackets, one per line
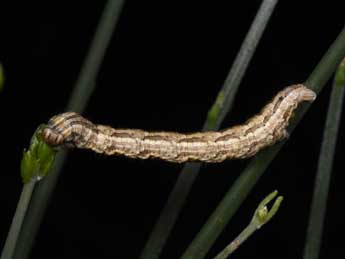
1,126,56,259
213,191,283,259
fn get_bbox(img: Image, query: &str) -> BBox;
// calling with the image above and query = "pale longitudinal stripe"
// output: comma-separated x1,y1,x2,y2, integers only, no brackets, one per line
41,84,316,163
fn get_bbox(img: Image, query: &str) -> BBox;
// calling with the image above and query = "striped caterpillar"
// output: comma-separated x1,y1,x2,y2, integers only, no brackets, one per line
42,84,316,163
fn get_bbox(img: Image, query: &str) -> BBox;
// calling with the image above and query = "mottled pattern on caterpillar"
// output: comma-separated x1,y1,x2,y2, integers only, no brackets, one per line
42,84,316,163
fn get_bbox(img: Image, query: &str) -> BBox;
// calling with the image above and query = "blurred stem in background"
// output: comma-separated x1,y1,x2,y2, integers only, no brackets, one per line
180,26,345,259
140,1,279,258
11,1,125,259
303,59,345,259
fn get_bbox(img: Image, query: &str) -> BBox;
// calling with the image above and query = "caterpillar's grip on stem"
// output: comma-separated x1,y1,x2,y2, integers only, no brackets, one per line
42,84,316,163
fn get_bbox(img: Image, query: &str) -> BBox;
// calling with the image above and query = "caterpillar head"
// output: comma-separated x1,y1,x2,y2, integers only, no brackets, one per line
41,112,77,148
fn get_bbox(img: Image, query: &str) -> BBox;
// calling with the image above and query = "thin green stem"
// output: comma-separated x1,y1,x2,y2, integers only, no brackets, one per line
213,191,283,259
139,1,278,258
1,181,36,259
12,1,125,259
303,59,345,259
181,145,281,259
214,222,257,259
13,152,67,259
1,126,56,259
210,0,279,130
67,0,125,113
181,26,345,259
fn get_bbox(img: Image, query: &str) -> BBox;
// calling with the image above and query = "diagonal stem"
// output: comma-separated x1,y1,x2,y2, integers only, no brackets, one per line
139,1,279,258
213,191,283,259
12,1,125,259
180,26,345,259
0,181,36,259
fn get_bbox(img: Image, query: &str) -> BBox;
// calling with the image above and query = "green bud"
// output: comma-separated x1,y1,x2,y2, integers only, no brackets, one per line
29,133,40,155
257,206,268,222
251,190,283,229
20,124,57,183
37,140,56,179
21,150,39,184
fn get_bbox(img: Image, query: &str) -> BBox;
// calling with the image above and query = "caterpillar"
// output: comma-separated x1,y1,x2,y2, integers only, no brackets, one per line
41,84,316,163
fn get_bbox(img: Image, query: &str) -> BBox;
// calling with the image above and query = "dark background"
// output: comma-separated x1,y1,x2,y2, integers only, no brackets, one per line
0,1,344,258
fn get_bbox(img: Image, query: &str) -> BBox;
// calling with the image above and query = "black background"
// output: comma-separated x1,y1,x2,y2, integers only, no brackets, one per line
0,1,344,259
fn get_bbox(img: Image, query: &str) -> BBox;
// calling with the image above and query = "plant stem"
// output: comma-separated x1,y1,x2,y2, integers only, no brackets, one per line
181,26,345,259
1,181,36,259
12,1,125,259
213,191,283,259
303,59,345,259
210,0,279,130
67,0,125,113
139,1,278,258
214,222,257,259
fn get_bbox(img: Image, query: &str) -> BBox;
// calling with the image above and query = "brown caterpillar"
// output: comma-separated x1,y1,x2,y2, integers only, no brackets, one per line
41,84,316,163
